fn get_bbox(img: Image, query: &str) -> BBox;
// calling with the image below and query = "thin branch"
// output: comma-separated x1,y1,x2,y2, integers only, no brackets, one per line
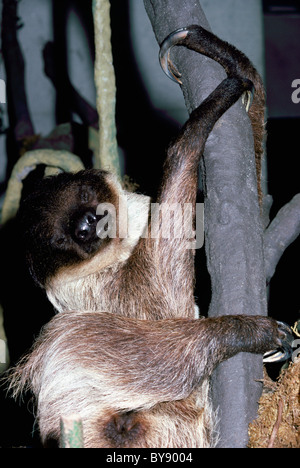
264,194,300,283
1,0,34,149
267,399,284,448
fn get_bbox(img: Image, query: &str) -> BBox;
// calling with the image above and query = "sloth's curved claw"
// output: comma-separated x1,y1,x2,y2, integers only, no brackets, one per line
159,28,189,84
242,89,254,113
160,27,256,112
263,321,294,363
263,349,287,363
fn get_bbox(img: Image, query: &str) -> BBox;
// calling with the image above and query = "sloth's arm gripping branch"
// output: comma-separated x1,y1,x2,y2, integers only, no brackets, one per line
8,312,291,411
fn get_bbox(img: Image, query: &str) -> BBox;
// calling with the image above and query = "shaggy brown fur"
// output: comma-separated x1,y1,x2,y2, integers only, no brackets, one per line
9,312,288,447
6,26,282,448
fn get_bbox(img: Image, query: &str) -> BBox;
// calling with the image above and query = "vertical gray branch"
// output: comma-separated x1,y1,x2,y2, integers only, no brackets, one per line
144,0,267,447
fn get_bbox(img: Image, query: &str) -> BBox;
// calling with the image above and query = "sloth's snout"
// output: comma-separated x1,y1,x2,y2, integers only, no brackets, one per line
72,210,98,243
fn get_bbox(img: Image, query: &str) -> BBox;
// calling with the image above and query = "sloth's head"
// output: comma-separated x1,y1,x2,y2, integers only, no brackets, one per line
19,170,122,287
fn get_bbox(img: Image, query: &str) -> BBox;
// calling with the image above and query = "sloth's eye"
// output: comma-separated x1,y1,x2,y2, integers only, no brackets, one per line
50,234,67,249
56,237,66,246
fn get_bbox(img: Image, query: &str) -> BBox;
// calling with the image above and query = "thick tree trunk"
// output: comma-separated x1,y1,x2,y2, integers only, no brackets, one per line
144,0,267,447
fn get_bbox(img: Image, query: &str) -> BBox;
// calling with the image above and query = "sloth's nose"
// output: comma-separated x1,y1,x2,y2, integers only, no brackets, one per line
73,210,98,243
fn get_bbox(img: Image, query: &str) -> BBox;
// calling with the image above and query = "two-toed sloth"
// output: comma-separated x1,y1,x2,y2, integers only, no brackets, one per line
8,26,292,448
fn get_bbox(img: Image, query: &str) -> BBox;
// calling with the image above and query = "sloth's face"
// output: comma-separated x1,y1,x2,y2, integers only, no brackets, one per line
19,170,118,286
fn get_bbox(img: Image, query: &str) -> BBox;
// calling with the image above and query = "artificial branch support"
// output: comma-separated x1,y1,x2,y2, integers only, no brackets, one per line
144,0,267,448
264,193,300,284
92,0,120,177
